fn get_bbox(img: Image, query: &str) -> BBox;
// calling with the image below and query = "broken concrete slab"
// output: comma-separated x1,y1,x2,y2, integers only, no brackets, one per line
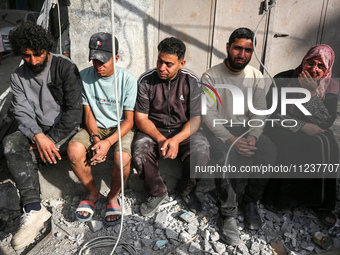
154,211,168,229
165,228,178,240
0,181,20,210
188,241,201,253
88,220,103,233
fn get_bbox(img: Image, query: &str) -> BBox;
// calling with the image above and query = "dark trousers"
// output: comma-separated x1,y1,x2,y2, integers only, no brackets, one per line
3,129,77,207
132,130,210,197
205,126,277,217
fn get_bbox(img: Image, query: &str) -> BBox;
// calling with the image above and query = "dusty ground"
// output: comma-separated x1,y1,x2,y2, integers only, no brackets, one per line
0,175,339,255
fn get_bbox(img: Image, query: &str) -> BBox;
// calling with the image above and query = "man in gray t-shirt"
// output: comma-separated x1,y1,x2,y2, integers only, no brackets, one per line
2,22,82,251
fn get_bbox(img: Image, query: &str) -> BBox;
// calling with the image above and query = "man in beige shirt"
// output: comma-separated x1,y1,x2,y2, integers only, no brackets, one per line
202,28,276,246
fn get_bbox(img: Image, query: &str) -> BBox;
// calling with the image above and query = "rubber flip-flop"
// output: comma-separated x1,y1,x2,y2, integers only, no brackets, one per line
75,200,99,222
104,199,122,226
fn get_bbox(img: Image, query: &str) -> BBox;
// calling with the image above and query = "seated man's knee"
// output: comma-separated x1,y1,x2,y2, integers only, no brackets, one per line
3,132,25,156
132,136,154,164
67,142,86,162
114,151,131,169
190,133,210,157
2,135,12,156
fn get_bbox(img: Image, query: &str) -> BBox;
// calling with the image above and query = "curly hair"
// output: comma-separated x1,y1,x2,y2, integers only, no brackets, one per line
158,37,186,60
9,21,54,55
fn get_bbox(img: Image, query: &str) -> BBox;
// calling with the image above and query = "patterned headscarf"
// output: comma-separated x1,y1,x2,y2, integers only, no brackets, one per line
290,44,338,100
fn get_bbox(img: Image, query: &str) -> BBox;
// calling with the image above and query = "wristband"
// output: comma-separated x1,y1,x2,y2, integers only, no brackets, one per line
90,134,100,143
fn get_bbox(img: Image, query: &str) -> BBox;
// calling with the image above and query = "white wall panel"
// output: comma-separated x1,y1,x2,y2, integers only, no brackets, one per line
158,0,215,76
265,0,324,77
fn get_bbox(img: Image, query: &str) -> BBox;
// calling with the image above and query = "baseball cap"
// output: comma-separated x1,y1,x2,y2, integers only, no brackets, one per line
89,32,119,63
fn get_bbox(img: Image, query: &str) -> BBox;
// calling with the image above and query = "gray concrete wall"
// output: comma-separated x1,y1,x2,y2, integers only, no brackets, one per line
69,0,267,78
0,0,7,9
265,0,340,79
68,0,340,80
69,0,157,76
157,0,216,77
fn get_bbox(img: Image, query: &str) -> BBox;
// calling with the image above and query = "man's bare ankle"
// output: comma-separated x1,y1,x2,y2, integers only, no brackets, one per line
107,197,119,204
86,192,101,202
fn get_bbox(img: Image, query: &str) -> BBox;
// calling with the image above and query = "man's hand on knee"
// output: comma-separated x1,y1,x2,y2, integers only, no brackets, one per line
33,133,61,164
157,137,167,157
90,140,110,165
160,137,179,159
227,136,256,157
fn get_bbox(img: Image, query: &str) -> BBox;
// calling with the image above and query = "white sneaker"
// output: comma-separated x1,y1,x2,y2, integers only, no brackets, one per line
11,205,51,251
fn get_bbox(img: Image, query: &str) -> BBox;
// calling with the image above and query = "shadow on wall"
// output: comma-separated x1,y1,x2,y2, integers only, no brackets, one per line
72,0,340,113
115,0,226,71
76,0,340,78
74,0,226,73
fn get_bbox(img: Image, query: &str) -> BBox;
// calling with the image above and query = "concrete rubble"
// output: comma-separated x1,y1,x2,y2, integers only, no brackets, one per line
0,180,20,211
0,179,339,255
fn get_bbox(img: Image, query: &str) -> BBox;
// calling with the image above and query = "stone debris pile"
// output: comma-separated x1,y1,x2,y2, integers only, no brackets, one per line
0,181,339,255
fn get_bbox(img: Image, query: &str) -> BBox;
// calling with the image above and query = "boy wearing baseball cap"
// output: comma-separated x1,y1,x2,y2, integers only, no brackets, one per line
67,32,137,225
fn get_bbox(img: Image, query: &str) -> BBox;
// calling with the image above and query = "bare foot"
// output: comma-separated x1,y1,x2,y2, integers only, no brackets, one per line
325,216,336,225
106,198,121,223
